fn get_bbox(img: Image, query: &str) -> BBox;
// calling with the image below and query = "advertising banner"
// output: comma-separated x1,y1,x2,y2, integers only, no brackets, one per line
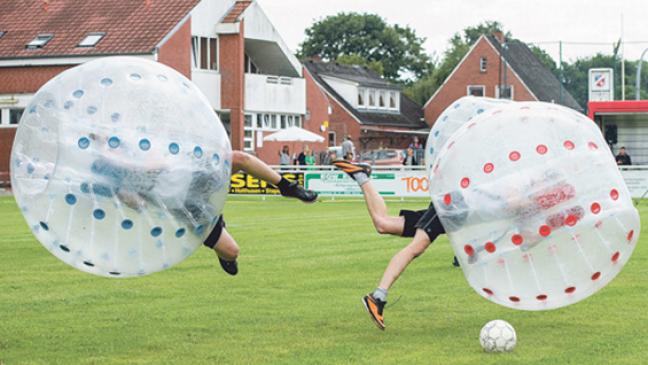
229,168,648,199
230,172,304,194
620,169,648,198
304,170,429,197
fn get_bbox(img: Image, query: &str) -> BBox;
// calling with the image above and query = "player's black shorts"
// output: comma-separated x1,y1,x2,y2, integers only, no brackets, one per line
399,203,445,241
203,215,226,249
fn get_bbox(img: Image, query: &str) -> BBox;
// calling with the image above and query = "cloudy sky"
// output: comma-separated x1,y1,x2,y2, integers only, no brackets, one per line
257,0,648,63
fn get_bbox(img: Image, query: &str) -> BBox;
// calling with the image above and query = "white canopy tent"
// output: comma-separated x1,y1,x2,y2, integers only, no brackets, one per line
263,126,325,143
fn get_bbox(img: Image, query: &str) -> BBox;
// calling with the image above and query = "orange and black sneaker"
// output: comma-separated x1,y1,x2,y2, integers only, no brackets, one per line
332,160,372,181
362,294,386,330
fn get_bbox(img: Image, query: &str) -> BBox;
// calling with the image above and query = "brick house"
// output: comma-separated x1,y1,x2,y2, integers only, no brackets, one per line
304,61,428,153
0,0,326,177
423,33,582,125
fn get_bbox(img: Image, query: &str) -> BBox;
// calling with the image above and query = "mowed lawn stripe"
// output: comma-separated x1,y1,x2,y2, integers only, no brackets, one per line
1,195,647,364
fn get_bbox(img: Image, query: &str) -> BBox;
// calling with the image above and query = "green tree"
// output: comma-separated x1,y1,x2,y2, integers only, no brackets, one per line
529,45,558,74
405,21,508,106
335,53,385,77
298,13,433,80
561,54,648,108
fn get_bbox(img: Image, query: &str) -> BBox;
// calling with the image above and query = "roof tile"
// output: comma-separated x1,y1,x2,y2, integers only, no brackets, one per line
0,0,200,59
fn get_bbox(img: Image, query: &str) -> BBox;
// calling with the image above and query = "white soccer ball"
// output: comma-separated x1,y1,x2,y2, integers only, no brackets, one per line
479,319,516,352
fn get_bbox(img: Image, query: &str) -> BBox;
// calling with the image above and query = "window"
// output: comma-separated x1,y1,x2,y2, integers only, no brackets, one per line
368,90,375,106
295,116,301,128
357,88,365,107
286,115,293,127
244,114,253,128
263,114,270,129
26,34,53,49
191,36,218,71
10,108,24,125
496,85,514,99
256,114,263,128
0,31,6,40
328,131,336,147
378,92,385,108
389,91,397,109
77,32,105,47
270,114,277,129
200,37,208,69
209,38,218,70
243,114,254,152
480,57,487,73
244,53,259,74
467,85,485,97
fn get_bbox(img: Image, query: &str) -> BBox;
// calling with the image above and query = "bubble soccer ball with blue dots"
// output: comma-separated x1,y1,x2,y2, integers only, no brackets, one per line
424,96,511,172
10,57,232,278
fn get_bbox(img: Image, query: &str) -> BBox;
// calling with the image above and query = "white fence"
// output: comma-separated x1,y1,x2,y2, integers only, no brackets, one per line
249,165,648,199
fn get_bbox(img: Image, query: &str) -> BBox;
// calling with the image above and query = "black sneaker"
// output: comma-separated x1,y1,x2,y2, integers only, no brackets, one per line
218,257,238,276
362,294,386,330
279,181,318,203
332,160,372,181
452,256,460,267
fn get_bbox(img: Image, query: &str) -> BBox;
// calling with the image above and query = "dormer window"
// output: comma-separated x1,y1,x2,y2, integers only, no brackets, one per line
358,88,365,107
389,92,397,109
26,34,53,49
368,91,375,107
78,32,105,47
379,92,385,108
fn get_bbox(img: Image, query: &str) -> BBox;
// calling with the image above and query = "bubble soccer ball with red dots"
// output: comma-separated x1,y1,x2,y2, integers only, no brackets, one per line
429,100,640,310
10,57,232,278
479,319,517,352
424,96,512,171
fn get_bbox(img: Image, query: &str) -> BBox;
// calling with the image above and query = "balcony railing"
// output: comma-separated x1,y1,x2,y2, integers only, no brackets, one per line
245,73,305,115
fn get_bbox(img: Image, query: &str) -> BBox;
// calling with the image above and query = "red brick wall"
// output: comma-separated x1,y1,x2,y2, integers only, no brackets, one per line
0,128,17,179
158,18,191,78
253,69,328,164
423,36,537,126
328,95,361,149
0,66,73,178
0,66,72,94
219,21,245,151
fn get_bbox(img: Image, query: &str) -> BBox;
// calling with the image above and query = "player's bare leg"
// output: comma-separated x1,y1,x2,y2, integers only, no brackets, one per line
232,151,317,203
333,159,405,235
362,229,432,330
212,228,240,276
360,181,405,235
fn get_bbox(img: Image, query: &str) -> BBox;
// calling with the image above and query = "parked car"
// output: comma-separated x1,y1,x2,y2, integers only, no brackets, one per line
360,149,404,166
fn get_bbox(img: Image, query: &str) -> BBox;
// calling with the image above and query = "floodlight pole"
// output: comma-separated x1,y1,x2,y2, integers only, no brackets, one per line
559,41,563,104
636,48,648,100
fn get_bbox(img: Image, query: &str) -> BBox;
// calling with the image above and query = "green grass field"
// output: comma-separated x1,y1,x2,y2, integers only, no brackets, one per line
1,195,648,365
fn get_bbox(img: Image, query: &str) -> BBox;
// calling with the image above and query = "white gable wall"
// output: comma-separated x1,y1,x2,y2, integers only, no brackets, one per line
242,2,302,77
191,0,235,37
321,75,358,109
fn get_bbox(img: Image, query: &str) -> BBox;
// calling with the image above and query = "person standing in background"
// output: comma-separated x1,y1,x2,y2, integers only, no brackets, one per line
305,149,316,168
342,135,355,161
279,145,291,167
616,147,632,166
403,148,417,166
409,136,423,165
296,145,309,166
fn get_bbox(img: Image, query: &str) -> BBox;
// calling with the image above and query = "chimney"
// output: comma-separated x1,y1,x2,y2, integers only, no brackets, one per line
492,31,505,44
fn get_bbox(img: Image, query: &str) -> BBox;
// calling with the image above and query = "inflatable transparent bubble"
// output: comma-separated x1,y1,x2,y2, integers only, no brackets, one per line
430,101,640,310
425,96,511,170
11,57,232,278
